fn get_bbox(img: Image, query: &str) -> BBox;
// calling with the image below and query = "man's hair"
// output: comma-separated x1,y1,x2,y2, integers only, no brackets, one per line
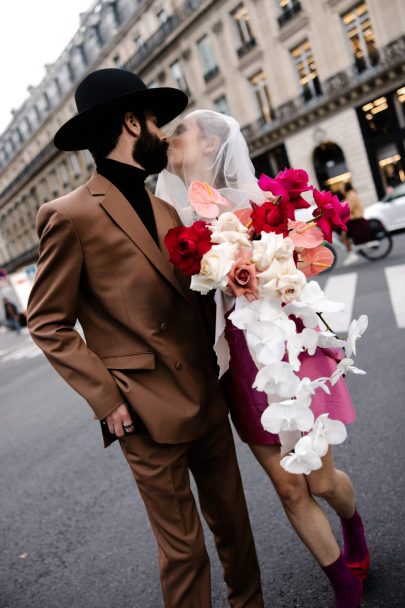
88,108,145,165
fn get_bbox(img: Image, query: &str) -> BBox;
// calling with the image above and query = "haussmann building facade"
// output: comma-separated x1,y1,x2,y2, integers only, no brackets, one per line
0,0,404,272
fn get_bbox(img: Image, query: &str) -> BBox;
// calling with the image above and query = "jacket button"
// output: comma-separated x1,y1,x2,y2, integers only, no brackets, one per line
160,322,167,331
175,360,183,370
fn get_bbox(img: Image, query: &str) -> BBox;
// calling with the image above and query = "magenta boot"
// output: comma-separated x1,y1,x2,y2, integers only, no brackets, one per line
322,553,362,607
341,508,370,582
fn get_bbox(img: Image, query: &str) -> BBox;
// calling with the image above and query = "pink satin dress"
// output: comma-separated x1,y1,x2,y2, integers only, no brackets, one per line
223,319,356,446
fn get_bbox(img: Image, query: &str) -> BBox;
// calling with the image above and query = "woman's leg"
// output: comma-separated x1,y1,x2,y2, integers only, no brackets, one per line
250,444,363,607
305,446,355,518
307,448,369,572
250,444,340,566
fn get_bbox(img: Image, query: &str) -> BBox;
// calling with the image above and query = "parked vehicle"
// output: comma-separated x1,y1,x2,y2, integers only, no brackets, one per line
363,183,405,233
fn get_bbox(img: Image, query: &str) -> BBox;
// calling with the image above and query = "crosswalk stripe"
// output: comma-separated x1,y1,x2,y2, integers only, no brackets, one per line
384,265,405,328
322,272,358,334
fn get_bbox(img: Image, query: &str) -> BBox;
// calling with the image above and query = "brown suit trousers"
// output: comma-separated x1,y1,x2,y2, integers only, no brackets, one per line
120,420,264,608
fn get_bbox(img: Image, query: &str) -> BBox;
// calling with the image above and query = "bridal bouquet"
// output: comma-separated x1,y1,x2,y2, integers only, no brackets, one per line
164,169,368,474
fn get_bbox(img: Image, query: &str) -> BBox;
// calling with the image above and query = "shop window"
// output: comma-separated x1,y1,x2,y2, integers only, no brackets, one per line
342,2,379,74
377,144,405,193
361,96,396,137
313,141,351,194
291,40,322,102
394,86,405,128
252,143,290,178
249,71,274,125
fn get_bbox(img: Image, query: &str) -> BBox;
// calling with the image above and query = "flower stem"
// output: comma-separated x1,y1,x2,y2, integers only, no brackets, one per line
316,312,340,337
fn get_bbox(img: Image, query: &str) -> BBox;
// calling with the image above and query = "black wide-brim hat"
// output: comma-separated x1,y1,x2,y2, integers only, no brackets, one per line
54,68,188,151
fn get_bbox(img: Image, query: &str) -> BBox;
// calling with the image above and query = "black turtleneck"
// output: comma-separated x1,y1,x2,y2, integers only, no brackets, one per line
97,158,159,246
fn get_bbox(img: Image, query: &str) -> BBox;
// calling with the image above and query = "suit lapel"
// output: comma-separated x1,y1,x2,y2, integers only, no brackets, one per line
87,173,190,304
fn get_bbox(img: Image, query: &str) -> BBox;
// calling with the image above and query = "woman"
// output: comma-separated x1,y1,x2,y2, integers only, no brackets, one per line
156,110,369,607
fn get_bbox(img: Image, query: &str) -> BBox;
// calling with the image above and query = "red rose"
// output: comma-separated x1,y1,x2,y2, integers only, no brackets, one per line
164,221,213,275
258,168,312,220
250,201,289,236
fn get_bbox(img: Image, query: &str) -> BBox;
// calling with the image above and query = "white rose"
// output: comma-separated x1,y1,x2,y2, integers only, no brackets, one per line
252,232,295,271
260,268,307,303
190,242,238,294
209,212,251,246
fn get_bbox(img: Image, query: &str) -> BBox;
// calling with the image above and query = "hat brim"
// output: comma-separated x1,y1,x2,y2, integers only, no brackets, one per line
54,87,188,151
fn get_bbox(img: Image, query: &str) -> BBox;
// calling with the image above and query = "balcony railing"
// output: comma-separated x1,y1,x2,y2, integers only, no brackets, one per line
124,0,204,73
277,1,302,27
242,34,405,143
203,65,220,83
236,37,257,59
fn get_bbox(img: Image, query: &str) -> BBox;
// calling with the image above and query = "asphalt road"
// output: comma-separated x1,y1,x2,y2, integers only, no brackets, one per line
1,233,405,608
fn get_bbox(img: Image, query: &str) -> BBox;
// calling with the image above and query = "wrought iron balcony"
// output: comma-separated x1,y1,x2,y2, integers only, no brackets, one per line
236,37,257,59
242,34,405,144
277,1,302,27
203,65,220,83
124,0,204,73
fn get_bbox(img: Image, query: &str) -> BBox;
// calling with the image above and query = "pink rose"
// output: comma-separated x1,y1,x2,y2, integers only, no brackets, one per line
227,247,259,302
258,168,312,220
312,189,350,242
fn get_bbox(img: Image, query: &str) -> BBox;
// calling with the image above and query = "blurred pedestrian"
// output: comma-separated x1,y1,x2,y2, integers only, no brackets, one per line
341,182,372,266
3,297,21,334
27,68,264,608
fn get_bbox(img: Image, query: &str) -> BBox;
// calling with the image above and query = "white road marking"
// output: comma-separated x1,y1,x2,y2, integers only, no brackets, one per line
385,265,405,328
322,272,358,334
0,339,42,362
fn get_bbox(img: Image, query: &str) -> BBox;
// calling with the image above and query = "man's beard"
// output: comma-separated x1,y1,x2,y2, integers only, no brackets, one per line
132,128,169,176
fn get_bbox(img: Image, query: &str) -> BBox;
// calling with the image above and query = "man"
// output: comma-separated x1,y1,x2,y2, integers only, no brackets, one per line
27,68,264,608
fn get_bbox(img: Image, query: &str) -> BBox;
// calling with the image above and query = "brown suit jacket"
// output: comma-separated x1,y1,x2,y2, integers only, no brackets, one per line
27,172,227,446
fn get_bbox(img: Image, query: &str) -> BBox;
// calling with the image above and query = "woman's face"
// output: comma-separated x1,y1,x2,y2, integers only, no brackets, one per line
167,117,206,175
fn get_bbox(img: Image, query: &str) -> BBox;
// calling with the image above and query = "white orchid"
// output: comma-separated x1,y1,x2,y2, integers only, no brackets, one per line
311,414,347,457
279,430,302,457
345,315,368,357
298,281,345,314
209,212,251,247
254,362,301,399
191,242,238,294
261,397,315,434
246,321,287,365
281,435,323,475
330,357,366,386
286,328,319,371
296,377,331,401
252,232,295,271
283,300,319,328
317,331,346,349
228,297,261,329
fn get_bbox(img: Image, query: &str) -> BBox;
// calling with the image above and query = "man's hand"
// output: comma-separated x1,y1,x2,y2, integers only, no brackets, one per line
105,402,135,437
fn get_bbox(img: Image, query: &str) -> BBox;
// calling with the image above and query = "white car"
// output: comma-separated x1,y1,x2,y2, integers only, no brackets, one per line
364,183,405,233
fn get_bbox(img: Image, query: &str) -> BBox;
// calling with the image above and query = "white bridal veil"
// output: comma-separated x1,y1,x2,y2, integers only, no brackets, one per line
155,109,265,225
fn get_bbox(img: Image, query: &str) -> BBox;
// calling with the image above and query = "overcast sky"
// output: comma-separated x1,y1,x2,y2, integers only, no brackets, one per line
0,0,93,133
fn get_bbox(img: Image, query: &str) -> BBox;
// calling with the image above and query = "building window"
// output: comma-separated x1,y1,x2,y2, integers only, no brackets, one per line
249,71,273,124
197,35,219,82
48,171,59,197
59,161,70,187
342,2,379,73
231,4,256,58
69,153,81,178
156,8,167,25
213,95,231,115
291,40,322,102
170,60,190,96
277,0,302,27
